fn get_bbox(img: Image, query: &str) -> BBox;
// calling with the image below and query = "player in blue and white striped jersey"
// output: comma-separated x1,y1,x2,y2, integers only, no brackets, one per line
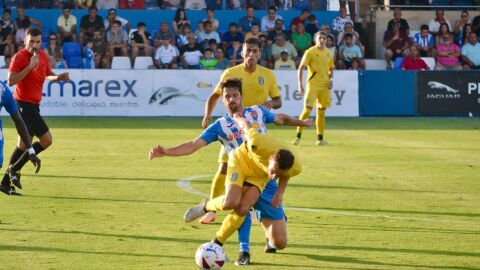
149,78,313,265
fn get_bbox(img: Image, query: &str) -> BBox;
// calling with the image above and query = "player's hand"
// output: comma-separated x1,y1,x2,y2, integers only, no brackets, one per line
298,84,304,96
28,54,39,69
271,193,283,208
57,72,70,81
28,154,41,173
149,144,166,159
303,119,314,127
261,101,273,110
202,115,213,129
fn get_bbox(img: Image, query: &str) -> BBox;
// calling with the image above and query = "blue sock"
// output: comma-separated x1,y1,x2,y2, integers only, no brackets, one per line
238,212,252,253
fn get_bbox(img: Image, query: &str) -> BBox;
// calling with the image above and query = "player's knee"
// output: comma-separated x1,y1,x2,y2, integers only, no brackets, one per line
219,163,227,174
272,238,287,250
222,198,239,211
235,204,250,217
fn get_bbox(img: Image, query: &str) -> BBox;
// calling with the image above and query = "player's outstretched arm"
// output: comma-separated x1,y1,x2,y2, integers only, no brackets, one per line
274,113,314,127
202,93,221,128
272,176,289,208
149,138,207,160
11,112,41,173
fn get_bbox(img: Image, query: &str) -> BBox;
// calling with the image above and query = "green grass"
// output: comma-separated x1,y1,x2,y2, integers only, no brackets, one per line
0,117,479,270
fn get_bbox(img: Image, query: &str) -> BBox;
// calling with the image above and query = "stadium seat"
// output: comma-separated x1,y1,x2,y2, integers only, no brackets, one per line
422,57,436,70
66,56,84,69
0,55,5,68
394,57,404,70
63,42,82,59
111,56,132,69
151,29,159,45
128,28,137,45
133,56,153,69
42,41,48,49
365,59,387,70
42,28,52,42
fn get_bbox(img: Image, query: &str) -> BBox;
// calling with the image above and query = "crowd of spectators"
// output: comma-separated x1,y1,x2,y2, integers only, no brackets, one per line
383,8,480,71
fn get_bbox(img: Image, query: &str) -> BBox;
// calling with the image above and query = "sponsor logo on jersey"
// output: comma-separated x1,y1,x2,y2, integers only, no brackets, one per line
228,129,244,141
258,77,264,85
231,173,238,181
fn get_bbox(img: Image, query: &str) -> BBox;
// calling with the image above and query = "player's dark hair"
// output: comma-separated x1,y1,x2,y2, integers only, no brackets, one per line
274,149,295,170
27,28,42,37
220,78,242,95
244,38,261,48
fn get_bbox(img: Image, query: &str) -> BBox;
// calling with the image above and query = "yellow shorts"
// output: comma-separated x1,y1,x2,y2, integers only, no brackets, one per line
226,166,268,192
305,84,331,109
218,146,228,163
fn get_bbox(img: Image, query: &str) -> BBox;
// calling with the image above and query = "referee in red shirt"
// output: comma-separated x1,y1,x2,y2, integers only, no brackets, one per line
1,28,69,193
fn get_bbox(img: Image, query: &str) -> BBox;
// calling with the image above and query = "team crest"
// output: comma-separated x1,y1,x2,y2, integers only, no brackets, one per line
231,173,238,181
258,77,264,85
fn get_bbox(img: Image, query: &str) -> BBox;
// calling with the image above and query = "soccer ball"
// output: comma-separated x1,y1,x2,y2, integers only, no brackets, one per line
195,242,226,270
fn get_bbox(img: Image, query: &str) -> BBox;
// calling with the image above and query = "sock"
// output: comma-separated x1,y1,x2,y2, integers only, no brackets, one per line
296,133,302,139
267,239,277,249
213,237,223,246
11,142,45,172
210,171,226,200
216,211,246,244
316,109,326,138
238,210,252,253
318,134,324,141
205,195,226,212
1,173,9,186
9,147,25,166
296,108,311,135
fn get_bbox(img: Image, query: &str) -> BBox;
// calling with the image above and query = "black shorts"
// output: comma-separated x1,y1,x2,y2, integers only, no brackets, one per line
15,100,49,137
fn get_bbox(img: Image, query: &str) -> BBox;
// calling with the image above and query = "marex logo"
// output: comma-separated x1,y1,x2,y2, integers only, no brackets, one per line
43,80,137,98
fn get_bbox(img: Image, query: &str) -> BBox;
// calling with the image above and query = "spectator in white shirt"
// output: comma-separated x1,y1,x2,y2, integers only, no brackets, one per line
57,6,77,43
154,35,179,69
202,8,219,31
104,9,130,33
197,21,221,48
261,6,283,34
428,8,452,34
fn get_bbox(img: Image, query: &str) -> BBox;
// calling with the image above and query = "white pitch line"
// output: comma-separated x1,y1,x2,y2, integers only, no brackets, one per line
177,175,480,225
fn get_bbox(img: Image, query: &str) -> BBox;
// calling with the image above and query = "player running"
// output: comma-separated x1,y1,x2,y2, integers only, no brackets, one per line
149,78,312,265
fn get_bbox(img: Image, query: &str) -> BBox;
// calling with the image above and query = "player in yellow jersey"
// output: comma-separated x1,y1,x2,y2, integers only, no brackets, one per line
292,31,335,146
200,38,282,224
184,114,302,253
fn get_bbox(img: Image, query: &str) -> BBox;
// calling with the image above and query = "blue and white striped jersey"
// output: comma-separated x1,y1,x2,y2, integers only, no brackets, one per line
0,82,18,132
200,105,275,156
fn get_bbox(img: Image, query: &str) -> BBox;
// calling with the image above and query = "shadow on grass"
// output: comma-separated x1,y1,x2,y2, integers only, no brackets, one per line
24,174,209,184
288,205,480,218
23,195,196,205
283,252,480,270
0,244,188,259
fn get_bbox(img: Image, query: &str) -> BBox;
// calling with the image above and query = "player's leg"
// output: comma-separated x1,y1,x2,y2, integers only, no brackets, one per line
315,88,331,145
254,196,287,252
293,85,315,145
235,211,252,265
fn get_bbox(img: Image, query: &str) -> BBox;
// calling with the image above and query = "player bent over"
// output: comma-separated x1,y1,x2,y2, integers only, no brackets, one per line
184,114,303,263
149,78,311,265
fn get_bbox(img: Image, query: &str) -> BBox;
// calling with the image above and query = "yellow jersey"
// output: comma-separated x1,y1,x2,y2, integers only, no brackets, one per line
300,46,335,87
214,64,281,107
227,128,302,191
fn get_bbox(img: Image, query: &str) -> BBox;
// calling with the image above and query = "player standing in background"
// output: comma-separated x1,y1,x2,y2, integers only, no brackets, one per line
292,31,335,146
184,113,303,262
149,79,312,265
1,28,69,193
200,38,282,225
0,83,41,195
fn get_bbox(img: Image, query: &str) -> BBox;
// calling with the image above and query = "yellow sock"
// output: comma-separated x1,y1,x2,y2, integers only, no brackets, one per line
316,109,326,136
205,195,225,212
210,171,226,200
216,211,246,244
296,108,312,134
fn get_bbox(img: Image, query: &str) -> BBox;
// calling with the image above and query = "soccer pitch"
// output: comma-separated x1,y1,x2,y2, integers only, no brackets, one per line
0,117,479,270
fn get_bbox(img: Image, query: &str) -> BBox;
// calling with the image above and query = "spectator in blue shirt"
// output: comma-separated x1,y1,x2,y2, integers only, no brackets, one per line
462,32,480,70
238,5,260,34
222,23,244,49
414,24,435,57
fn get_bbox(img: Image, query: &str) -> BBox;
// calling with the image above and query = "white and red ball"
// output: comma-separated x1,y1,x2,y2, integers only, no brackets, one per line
195,242,226,270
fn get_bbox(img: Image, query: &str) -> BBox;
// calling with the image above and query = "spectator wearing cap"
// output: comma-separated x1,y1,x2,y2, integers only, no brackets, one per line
80,6,104,46
200,48,217,70
96,0,118,9
267,19,291,45
261,6,283,33
461,32,480,70
104,8,130,33
223,23,244,50
57,6,77,43
154,35,179,69
401,45,429,71
383,21,409,69
197,21,221,49
428,9,452,34
154,22,177,50
413,24,435,57
180,33,203,69
332,7,352,36
290,9,310,29
203,8,219,32
274,50,296,70
131,22,152,62
387,8,410,35
238,5,260,34
184,0,207,9
107,20,128,57
272,33,298,63
291,23,312,56
2,9,15,34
